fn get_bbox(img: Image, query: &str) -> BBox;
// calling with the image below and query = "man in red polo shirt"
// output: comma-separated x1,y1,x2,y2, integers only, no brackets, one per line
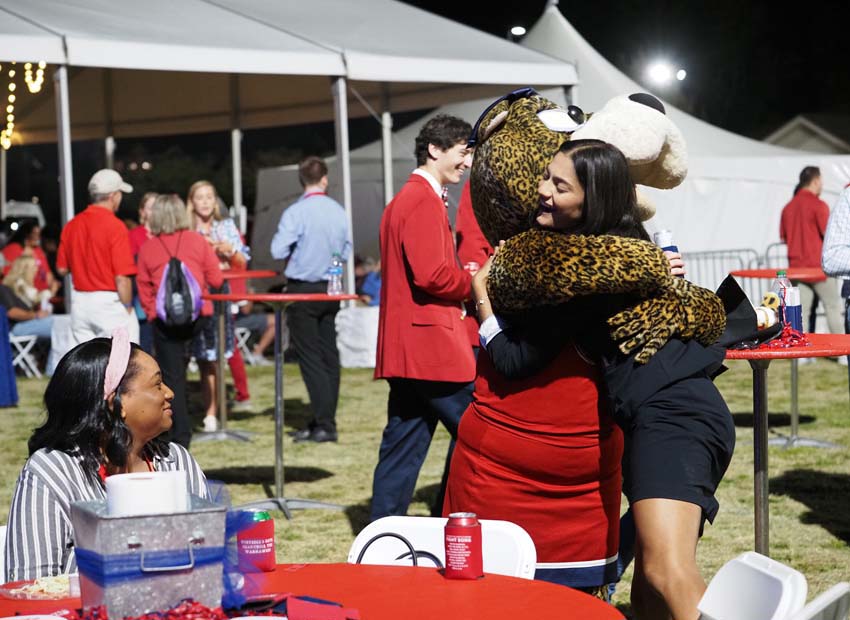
780,166,843,336
57,169,139,344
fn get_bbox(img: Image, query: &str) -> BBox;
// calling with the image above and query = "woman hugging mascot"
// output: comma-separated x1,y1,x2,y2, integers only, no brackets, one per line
445,89,734,620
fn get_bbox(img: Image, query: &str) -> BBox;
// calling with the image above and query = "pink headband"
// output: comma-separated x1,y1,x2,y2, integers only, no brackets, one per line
103,327,131,400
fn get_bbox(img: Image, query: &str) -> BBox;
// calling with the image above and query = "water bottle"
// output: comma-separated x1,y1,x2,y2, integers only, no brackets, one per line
772,270,793,325
326,253,344,296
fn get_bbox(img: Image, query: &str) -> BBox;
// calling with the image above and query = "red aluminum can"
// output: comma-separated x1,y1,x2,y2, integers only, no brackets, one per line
237,510,276,572
443,512,483,579
463,261,481,276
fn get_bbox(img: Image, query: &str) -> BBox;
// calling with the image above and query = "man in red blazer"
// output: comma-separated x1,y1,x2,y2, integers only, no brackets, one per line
371,114,475,520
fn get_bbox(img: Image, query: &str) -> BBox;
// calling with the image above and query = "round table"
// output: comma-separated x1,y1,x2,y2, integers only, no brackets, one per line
0,564,623,620
730,267,837,449
725,333,850,556
204,292,358,518
195,270,280,443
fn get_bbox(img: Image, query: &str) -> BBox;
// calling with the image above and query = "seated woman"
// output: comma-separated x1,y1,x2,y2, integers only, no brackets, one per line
0,255,55,372
4,329,209,581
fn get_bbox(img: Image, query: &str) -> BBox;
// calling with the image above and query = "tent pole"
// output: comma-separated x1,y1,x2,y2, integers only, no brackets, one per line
332,77,355,296
229,74,246,235
381,85,394,205
103,70,115,169
0,148,6,219
105,136,116,169
231,128,244,233
55,65,75,309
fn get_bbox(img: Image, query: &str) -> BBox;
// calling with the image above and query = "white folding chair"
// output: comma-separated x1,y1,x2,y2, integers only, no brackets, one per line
698,551,808,620
234,327,254,364
10,334,42,379
787,583,850,620
347,516,537,579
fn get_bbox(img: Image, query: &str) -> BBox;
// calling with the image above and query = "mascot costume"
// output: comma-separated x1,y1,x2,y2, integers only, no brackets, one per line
444,89,735,593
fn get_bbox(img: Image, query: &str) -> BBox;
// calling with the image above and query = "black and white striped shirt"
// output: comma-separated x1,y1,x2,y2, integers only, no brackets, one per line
4,443,208,582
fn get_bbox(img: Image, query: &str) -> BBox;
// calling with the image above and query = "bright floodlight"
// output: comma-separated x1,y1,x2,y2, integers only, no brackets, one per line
647,62,673,85
676,69,687,81
510,26,526,37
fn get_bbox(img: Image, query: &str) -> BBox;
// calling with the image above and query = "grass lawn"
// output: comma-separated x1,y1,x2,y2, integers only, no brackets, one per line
2,356,849,615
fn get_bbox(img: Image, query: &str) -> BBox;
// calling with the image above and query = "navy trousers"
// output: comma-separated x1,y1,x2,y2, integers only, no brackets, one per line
370,377,474,521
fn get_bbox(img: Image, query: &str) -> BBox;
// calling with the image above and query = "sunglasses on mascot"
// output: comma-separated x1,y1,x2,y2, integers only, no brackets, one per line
467,87,587,148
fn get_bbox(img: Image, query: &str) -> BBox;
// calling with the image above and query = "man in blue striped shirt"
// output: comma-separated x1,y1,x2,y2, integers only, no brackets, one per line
270,156,351,443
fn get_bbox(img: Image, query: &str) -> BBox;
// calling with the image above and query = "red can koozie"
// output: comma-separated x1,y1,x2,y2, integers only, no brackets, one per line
237,510,276,572
444,512,483,579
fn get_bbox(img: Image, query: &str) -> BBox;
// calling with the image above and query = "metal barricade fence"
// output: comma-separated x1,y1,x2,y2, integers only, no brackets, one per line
682,248,764,303
761,242,788,269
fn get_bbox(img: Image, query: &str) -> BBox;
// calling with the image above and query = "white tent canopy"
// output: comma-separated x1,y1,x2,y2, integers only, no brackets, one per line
522,2,850,260
0,0,577,144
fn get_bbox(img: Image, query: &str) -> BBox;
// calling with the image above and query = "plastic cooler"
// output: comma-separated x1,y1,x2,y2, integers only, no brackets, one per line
70,495,226,619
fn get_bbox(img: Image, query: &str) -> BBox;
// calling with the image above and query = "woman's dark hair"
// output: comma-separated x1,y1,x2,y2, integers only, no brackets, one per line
551,139,650,241
414,114,472,166
9,221,39,247
793,166,820,196
29,338,168,481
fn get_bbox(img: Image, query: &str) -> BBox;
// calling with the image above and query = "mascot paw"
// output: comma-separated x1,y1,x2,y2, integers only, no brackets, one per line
608,278,726,364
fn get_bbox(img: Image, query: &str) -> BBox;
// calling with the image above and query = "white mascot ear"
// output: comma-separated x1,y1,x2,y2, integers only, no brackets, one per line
635,187,657,222
571,94,688,190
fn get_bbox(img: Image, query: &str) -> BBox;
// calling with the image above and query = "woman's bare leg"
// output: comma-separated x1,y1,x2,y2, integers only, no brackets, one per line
630,498,705,620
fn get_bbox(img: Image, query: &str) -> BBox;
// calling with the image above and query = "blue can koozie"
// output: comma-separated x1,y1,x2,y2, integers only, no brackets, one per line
784,286,803,332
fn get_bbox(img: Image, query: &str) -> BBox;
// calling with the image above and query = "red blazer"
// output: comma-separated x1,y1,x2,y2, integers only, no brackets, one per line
375,174,475,382
456,182,494,348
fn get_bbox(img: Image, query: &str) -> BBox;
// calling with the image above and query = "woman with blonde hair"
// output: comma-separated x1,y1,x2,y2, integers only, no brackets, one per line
5,255,50,310
137,194,223,446
186,180,251,430
0,255,55,372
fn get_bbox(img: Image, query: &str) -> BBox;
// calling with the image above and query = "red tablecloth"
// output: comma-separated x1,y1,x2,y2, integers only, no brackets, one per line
725,333,850,360
0,564,623,620
730,267,827,283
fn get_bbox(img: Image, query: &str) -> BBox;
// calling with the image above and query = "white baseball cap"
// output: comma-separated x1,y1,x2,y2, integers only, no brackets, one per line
88,169,133,195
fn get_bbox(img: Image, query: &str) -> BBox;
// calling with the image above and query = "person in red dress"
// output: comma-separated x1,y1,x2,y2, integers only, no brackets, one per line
129,192,158,354
128,192,158,258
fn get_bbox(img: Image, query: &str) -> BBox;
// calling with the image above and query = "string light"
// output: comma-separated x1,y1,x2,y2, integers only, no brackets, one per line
1,60,47,149
24,61,46,93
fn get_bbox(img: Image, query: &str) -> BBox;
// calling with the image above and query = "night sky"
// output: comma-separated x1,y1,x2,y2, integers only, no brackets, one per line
405,0,850,139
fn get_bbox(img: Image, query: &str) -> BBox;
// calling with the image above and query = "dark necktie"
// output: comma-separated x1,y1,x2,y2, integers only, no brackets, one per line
441,186,448,206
